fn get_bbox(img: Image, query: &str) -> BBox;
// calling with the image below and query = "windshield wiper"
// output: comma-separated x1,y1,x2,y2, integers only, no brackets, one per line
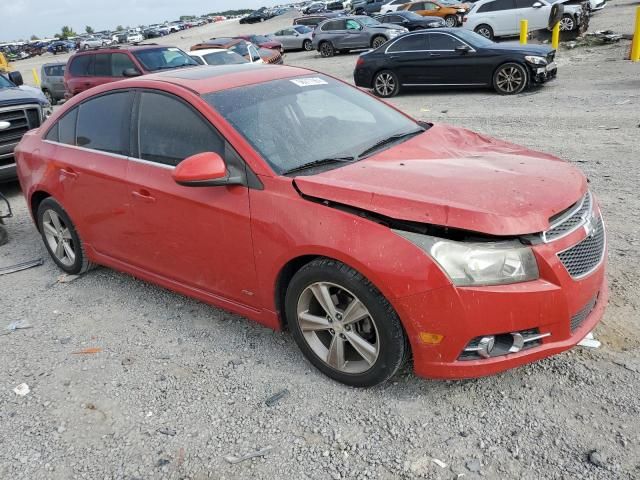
283,156,355,175
357,128,425,159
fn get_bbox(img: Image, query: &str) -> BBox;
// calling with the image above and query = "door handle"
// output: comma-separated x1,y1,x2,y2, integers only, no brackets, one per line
131,190,156,203
430,53,442,57
60,168,78,179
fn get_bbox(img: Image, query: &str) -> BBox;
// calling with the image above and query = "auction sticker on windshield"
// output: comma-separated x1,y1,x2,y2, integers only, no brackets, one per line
290,77,328,87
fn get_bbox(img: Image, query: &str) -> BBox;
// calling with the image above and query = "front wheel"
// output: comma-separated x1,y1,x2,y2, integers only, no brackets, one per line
493,62,528,95
373,70,400,98
444,15,457,27
559,14,576,31
285,259,408,387
37,198,93,275
371,35,387,49
303,39,313,51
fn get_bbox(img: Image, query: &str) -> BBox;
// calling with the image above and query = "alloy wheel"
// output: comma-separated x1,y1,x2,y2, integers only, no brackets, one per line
444,16,457,27
496,66,524,94
372,37,386,49
476,27,492,39
303,39,313,51
320,42,333,57
559,16,575,31
296,282,379,374
42,209,76,267
374,72,396,96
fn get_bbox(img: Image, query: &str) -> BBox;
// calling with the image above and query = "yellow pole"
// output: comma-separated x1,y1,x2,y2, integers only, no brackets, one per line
32,68,40,86
552,21,560,50
631,6,640,62
520,19,528,45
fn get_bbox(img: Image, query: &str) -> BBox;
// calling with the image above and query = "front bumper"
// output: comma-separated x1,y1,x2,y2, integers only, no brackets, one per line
531,61,557,83
0,161,17,182
394,212,607,380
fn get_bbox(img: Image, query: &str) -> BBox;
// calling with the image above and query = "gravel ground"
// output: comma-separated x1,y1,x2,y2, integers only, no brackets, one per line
2,3,640,479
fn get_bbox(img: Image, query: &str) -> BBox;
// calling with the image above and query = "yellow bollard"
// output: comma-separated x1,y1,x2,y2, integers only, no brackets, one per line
32,68,40,87
520,19,528,45
552,21,560,50
631,6,640,62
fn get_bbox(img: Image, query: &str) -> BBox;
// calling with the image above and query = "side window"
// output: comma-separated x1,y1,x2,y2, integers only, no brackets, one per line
492,0,516,10
137,92,224,167
390,15,404,22
408,2,424,11
76,92,131,155
44,122,59,142
69,55,93,76
427,33,464,50
346,20,361,30
190,55,205,65
111,53,137,77
248,45,261,62
387,34,428,52
515,0,536,6
274,30,283,36
58,108,78,145
93,54,111,76
477,1,495,12
423,2,438,10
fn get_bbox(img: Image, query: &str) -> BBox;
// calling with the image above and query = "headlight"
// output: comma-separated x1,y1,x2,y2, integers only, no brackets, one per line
524,55,547,65
428,22,442,27
457,8,466,12
394,231,539,287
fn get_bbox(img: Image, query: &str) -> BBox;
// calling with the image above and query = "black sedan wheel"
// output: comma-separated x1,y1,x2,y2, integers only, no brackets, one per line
474,24,494,40
559,14,575,31
320,41,335,57
373,70,400,98
444,15,457,27
493,63,528,95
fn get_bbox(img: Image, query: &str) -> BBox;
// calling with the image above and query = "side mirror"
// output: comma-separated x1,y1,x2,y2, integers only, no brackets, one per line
532,1,543,7
122,68,142,77
8,71,23,86
173,152,241,187
455,45,471,53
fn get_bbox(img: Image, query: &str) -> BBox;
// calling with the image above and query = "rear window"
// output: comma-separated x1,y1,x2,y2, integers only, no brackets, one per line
44,65,65,77
202,51,248,66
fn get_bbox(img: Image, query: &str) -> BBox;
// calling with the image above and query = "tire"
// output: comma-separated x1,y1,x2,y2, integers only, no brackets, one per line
444,15,457,27
285,258,409,387
319,41,335,57
303,39,313,51
474,24,494,40
371,35,387,49
372,70,400,98
0,225,7,246
42,89,54,105
559,14,575,31
36,198,92,275
493,62,528,95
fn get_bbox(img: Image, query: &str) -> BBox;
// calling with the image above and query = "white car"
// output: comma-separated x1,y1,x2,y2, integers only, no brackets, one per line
463,0,583,39
79,37,105,49
189,48,257,66
126,33,144,43
190,44,265,64
380,0,412,14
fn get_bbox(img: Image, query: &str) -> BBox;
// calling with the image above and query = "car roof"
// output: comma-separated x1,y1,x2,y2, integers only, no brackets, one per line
70,44,176,55
115,64,314,95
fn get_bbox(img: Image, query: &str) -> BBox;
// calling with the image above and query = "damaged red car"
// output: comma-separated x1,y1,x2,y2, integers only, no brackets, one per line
15,65,607,387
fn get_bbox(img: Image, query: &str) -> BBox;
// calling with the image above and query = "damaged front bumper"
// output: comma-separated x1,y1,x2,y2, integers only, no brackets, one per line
532,61,558,83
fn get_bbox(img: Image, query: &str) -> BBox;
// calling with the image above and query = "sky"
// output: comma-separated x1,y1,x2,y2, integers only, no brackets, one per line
1,0,283,42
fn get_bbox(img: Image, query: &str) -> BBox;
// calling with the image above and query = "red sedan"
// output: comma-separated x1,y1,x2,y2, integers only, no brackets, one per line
15,65,607,387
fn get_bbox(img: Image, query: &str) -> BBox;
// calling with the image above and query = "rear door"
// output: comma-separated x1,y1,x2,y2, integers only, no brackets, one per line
384,32,431,84
487,0,519,35
125,90,258,304
423,32,488,84
42,91,133,260
514,0,551,30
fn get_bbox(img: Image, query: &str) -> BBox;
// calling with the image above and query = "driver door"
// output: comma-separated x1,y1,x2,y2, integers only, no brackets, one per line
125,90,258,306
344,19,368,48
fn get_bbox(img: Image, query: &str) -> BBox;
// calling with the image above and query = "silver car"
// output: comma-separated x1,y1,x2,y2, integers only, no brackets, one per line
270,25,315,51
312,15,407,57
40,62,66,105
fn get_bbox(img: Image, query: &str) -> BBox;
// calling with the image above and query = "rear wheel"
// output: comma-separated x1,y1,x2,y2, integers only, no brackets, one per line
285,259,408,387
493,62,528,95
371,35,387,49
444,15,457,27
37,198,92,275
373,70,400,98
559,14,575,31
474,24,494,40
42,89,54,105
303,39,313,51
320,41,335,57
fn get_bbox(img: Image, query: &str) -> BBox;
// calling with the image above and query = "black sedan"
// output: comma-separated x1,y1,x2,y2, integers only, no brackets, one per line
375,11,445,30
354,28,557,97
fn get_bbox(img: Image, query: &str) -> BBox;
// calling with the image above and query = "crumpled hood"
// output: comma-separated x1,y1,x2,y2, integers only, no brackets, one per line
293,124,587,236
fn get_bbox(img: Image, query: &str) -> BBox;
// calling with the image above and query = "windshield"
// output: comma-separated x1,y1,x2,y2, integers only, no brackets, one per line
205,75,420,175
454,29,494,47
360,17,381,26
133,47,198,71
203,51,248,65
0,75,14,88
252,35,271,43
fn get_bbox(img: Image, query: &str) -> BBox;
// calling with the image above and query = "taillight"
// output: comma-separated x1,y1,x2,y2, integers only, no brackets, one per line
356,57,364,68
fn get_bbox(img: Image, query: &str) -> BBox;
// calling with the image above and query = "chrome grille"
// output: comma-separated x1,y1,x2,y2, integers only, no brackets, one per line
571,295,597,332
544,192,592,242
0,105,41,165
557,215,605,278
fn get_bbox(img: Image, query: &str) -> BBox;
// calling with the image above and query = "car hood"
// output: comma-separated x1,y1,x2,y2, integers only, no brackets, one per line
0,86,46,107
487,42,553,56
293,124,586,236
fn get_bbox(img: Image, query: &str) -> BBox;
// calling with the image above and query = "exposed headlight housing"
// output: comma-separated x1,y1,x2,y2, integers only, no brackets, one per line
524,55,548,65
394,231,539,287
457,8,466,12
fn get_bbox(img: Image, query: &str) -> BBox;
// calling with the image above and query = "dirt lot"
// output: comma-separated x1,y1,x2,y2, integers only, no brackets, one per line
2,3,640,479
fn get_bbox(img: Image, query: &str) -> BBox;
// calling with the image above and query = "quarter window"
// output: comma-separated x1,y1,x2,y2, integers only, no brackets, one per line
387,34,428,52
76,92,131,155
137,92,224,167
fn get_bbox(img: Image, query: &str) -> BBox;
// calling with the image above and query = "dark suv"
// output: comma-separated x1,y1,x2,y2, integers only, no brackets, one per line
64,45,198,98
